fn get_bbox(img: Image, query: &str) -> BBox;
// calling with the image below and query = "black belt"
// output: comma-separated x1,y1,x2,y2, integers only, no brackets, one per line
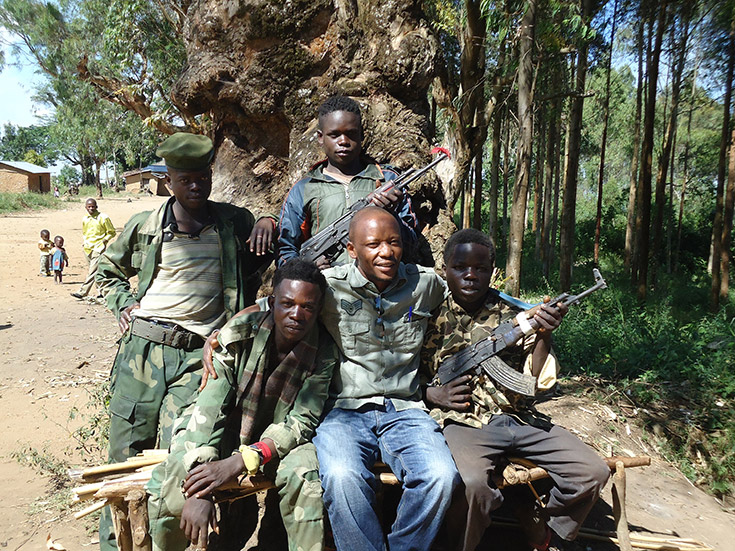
130,318,205,350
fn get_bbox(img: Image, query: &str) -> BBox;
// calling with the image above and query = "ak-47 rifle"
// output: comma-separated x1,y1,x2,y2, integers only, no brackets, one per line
298,147,450,265
433,269,608,397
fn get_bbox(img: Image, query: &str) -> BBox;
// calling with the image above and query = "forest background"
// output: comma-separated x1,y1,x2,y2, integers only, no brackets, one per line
1,0,734,507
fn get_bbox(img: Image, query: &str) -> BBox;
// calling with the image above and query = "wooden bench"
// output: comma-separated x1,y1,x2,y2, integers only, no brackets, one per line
72,453,651,551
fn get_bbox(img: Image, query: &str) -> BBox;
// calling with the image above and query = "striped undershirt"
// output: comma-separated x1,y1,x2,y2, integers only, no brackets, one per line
133,224,225,337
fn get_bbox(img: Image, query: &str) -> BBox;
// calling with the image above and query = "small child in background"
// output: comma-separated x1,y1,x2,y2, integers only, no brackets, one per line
51,236,69,283
51,235,69,283
38,229,53,276
53,186,60,198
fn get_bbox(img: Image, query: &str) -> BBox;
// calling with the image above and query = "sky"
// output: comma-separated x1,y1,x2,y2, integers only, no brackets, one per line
0,31,52,129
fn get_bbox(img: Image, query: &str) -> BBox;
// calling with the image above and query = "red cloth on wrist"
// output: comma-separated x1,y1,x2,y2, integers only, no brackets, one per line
252,441,272,464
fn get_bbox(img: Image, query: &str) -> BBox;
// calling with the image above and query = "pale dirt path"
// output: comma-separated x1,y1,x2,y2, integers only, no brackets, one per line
0,195,166,550
0,196,733,550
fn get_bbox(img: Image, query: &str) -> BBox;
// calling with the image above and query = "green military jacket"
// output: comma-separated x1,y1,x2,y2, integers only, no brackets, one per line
96,198,266,321
180,310,338,471
420,293,558,429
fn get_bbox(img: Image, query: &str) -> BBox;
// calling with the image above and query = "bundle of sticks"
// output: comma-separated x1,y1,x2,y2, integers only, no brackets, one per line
70,449,274,520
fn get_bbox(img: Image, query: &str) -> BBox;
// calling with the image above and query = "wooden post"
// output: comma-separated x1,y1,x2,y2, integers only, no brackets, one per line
110,499,133,551
612,461,633,551
127,489,152,551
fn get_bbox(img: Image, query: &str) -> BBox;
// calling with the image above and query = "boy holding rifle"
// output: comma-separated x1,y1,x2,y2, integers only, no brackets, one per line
421,229,610,551
278,95,418,267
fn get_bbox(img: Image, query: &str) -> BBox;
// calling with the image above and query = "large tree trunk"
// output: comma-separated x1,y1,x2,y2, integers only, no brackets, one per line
635,1,667,302
541,99,557,277
711,15,735,310
171,0,448,257
559,0,592,292
506,0,536,296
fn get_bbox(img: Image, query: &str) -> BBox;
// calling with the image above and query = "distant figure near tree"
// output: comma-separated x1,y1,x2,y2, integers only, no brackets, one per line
71,198,116,299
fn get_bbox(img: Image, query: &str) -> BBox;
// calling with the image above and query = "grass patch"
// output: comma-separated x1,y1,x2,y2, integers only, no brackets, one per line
12,446,73,514
0,191,63,214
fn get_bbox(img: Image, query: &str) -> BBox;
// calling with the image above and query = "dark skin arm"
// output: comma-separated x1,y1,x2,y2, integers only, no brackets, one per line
530,302,568,376
198,303,261,391
425,375,472,411
183,439,277,499
118,303,140,334
180,496,218,549
246,217,276,256
426,303,568,412
370,187,403,210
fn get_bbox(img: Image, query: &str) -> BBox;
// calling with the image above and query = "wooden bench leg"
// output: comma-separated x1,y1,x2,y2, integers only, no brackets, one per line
110,498,132,551
127,489,152,551
612,461,632,551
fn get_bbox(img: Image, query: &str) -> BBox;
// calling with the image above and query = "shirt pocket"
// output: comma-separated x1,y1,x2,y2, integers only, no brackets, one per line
342,321,373,357
388,309,430,354
131,251,144,269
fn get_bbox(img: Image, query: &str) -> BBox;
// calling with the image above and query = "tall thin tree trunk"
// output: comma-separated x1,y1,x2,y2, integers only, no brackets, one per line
542,100,557,277
506,0,536,296
551,116,562,269
652,13,689,284
711,16,735,310
628,17,648,279
534,107,546,258
559,0,592,292
666,120,677,273
502,106,511,252
635,2,667,301
676,62,698,272
489,107,502,243
721,125,735,302
594,0,618,266
472,151,483,229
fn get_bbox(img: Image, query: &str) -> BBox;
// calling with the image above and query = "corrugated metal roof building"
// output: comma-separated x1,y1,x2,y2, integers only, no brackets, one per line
0,161,52,193
122,163,170,196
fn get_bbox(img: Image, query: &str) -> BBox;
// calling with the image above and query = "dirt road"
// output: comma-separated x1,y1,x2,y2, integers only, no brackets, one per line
0,196,733,550
0,195,165,549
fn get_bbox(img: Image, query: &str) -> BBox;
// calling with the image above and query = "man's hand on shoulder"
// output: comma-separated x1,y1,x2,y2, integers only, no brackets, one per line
425,375,472,412
118,303,140,334
181,495,218,548
247,218,276,256
183,454,244,499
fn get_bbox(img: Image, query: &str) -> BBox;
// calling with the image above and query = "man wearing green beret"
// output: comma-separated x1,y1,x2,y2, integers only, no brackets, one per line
95,132,276,551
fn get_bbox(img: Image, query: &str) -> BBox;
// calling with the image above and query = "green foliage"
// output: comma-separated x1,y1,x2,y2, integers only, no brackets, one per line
0,190,60,212
0,123,58,165
68,379,110,455
55,164,80,187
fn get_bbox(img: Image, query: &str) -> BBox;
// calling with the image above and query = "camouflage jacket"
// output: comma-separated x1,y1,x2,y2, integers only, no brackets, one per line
420,292,558,429
96,197,271,322
180,310,337,471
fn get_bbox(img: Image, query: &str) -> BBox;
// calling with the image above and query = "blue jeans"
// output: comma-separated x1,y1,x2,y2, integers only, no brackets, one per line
314,400,460,551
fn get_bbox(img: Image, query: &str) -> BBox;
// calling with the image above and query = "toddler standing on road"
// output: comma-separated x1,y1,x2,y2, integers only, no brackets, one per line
38,229,53,276
51,235,69,284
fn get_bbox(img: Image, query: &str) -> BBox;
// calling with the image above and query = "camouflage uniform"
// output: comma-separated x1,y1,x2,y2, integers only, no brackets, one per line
96,198,268,551
421,292,610,550
147,310,337,551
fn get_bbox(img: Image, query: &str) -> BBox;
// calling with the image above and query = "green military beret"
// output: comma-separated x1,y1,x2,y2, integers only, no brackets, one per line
156,133,214,170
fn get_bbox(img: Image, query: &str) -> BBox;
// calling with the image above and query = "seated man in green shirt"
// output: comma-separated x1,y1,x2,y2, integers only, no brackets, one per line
146,259,337,551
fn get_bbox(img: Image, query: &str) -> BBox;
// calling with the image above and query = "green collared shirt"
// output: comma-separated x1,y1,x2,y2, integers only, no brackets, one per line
321,261,447,411
96,197,270,323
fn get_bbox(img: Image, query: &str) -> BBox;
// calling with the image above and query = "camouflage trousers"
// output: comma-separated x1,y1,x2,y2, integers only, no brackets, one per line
146,419,325,551
40,254,51,275
100,332,204,551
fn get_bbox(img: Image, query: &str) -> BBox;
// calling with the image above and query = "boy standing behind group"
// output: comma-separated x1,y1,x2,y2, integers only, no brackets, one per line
278,95,418,267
